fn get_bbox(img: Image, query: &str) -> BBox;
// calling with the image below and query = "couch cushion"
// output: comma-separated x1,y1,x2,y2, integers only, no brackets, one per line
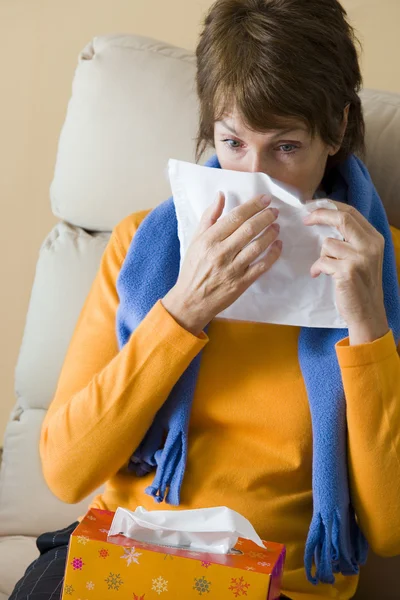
0,535,39,598
0,409,99,537
0,224,106,538
50,34,213,231
15,222,109,411
359,88,400,228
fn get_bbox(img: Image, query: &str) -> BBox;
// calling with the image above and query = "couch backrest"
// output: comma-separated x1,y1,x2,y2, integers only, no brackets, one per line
50,35,400,231
0,33,399,598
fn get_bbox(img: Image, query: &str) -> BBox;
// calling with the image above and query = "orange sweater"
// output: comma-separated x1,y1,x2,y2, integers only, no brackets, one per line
40,210,400,600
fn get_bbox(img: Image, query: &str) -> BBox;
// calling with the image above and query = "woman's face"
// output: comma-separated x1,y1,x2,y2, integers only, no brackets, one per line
214,106,349,201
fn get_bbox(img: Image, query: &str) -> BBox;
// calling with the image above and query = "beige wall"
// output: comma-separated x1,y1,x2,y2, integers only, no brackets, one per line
0,0,399,442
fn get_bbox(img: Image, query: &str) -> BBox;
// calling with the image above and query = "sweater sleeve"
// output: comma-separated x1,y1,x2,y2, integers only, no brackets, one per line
39,215,209,504
334,226,400,557
336,331,400,557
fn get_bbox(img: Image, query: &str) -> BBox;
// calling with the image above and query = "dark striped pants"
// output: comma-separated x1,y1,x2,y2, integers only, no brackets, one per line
9,522,78,600
9,521,292,599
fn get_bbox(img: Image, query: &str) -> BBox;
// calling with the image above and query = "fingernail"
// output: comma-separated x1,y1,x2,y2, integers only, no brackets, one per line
270,208,279,218
271,222,280,232
261,194,271,205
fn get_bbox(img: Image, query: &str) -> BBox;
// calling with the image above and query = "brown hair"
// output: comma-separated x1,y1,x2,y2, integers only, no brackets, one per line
195,0,365,172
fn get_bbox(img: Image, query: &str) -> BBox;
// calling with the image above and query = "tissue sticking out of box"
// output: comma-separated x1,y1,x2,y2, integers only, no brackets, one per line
108,506,266,554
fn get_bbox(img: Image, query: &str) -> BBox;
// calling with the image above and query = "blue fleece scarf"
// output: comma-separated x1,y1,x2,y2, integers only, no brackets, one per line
116,154,400,586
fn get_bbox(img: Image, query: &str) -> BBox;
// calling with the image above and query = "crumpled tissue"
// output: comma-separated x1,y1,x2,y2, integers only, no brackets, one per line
108,506,266,554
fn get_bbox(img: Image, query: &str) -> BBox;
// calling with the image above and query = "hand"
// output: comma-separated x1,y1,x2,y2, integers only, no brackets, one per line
303,201,390,342
162,191,282,335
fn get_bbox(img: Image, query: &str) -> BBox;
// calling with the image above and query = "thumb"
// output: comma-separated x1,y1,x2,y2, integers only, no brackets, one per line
196,191,225,238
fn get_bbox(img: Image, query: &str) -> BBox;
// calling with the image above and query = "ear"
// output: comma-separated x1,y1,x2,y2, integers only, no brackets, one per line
328,103,350,156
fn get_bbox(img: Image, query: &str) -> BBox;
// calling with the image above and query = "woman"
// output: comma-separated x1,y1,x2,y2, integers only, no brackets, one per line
10,0,400,599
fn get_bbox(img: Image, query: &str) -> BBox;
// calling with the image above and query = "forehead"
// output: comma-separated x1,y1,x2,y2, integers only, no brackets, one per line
215,118,309,140
215,109,309,136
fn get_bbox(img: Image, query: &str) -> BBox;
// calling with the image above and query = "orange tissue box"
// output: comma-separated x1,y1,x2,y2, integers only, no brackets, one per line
61,508,286,600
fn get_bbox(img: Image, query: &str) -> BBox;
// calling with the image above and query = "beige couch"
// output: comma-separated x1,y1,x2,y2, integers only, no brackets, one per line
0,34,399,599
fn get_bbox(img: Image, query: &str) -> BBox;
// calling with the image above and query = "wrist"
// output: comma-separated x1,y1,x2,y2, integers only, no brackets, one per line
347,312,390,345
161,288,206,337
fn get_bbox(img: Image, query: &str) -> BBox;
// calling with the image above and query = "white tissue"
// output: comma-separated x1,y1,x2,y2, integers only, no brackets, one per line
168,158,347,328
108,506,266,554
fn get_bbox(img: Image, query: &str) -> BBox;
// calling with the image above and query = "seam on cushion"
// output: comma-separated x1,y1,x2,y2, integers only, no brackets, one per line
0,408,26,521
40,224,109,255
0,433,9,513
108,41,195,67
0,408,48,533
361,89,400,109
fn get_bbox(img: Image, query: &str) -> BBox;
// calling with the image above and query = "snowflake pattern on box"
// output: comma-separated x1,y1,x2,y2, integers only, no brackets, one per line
99,548,109,559
77,536,90,545
201,561,212,568
229,576,250,597
87,515,96,521
248,551,268,559
64,584,75,595
257,561,270,567
120,547,142,566
99,529,110,534
71,557,85,571
86,581,95,590
193,575,211,595
151,576,168,595
105,572,124,591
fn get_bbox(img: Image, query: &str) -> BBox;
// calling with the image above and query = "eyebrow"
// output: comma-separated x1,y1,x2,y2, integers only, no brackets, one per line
218,119,307,138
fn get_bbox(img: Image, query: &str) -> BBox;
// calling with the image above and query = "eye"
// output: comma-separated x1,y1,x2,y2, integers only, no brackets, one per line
221,139,300,154
222,139,242,151
277,144,298,154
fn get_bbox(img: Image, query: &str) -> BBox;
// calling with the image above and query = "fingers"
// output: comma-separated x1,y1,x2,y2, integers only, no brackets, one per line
325,201,375,232
195,191,226,238
222,205,279,259
241,240,283,287
233,221,280,270
206,193,272,243
320,237,353,260
304,204,373,248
